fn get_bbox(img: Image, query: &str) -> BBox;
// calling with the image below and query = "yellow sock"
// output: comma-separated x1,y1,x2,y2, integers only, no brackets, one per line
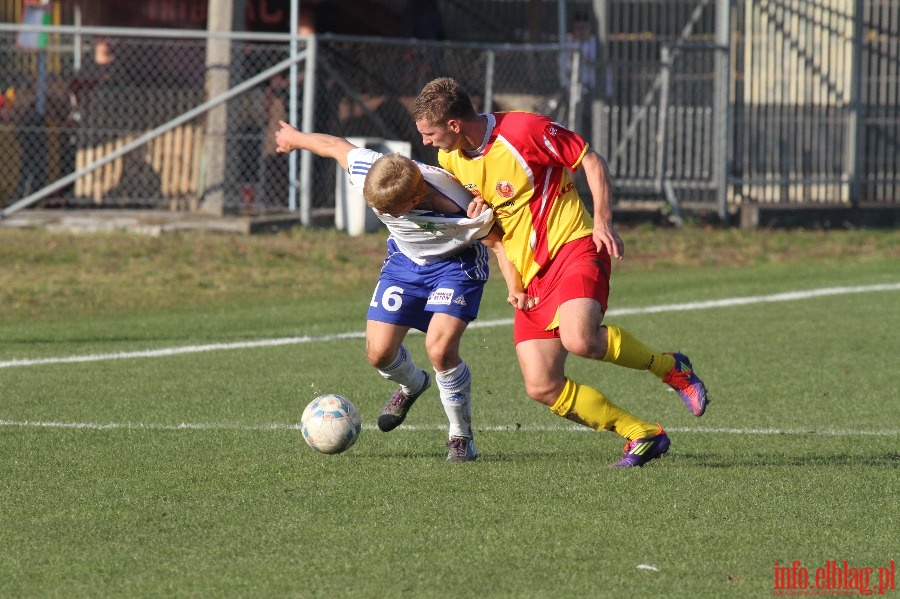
549,379,658,440
602,324,675,379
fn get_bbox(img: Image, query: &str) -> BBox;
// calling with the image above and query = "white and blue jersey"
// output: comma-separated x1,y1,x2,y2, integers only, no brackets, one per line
347,148,494,265
346,147,492,332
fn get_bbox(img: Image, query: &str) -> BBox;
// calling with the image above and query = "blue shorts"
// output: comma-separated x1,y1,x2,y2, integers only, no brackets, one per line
366,239,489,333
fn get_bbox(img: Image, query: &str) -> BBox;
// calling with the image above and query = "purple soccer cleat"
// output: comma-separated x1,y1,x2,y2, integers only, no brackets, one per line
662,352,709,416
611,426,671,468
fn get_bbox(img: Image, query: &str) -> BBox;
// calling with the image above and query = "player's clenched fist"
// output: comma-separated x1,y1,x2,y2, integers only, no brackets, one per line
275,120,299,154
467,197,489,218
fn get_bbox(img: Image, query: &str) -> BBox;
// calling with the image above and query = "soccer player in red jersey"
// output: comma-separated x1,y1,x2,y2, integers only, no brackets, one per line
412,77,709,467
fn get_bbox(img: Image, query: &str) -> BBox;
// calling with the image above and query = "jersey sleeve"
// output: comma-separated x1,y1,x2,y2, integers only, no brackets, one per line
346,147,385,188
543,121,590,172
420,162,475,211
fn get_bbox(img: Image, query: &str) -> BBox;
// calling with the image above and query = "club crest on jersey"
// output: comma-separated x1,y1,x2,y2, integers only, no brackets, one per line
416,221,439,233
427,288,455,305
496,181,515,199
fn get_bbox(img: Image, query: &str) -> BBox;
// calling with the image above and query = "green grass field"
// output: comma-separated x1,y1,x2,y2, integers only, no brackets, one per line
1,227,898,598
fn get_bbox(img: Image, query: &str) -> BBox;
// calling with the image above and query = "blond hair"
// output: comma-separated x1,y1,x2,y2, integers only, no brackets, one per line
363,153,425,213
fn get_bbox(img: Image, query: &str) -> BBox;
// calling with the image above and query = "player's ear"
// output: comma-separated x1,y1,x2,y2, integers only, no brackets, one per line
447,119,462,133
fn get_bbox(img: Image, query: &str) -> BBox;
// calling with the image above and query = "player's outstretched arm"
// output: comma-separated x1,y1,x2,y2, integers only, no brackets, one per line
274,121,357,170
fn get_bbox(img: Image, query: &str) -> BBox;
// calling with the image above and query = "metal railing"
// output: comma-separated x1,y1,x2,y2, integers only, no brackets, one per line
1,0,897,225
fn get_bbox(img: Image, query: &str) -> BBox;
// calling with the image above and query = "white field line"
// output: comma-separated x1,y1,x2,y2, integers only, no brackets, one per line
2,282,898,370
0,420,897,437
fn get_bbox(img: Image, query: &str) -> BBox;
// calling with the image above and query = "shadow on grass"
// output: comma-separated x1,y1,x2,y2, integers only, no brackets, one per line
354,450,566,461
670,451,900,468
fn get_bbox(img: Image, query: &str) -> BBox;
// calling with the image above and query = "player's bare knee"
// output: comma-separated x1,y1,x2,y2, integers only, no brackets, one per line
425,337,461,371
366,346,394,370
560,336,597,359
425,346,460,372
524,380,563,406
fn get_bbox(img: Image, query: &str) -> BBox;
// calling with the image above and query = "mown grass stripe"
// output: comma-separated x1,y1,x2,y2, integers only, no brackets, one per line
2,283,898,370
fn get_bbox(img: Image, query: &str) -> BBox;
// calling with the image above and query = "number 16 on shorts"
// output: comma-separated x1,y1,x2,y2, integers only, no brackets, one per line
370,283,405,312
368,282,430,330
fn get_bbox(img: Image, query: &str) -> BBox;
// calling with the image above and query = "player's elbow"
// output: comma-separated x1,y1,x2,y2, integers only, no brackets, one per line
581,149,609,173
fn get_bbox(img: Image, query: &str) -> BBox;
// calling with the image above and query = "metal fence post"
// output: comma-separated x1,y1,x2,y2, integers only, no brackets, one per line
567,50,581,132
713,0,732,222
592,0,609,160
287,0,299,213
483,49,495,113
847,0,864,208
657,46,671,200
657,46,683,227
298,35,316,226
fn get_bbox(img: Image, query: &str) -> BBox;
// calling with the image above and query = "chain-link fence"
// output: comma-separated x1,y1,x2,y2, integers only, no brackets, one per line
0,27,568,218
1,0,898,224
1,30,212,210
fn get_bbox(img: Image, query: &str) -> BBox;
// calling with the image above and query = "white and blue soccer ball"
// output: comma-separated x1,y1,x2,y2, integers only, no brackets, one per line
300,394,362,454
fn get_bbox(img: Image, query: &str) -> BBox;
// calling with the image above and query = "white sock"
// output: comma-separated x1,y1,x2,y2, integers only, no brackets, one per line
435,360,472,439
377,345,426,395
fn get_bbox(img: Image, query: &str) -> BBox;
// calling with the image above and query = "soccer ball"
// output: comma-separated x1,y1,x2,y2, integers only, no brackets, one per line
300,394,362,454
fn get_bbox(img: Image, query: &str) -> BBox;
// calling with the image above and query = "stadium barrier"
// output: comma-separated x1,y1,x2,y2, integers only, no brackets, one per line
0,0,897,227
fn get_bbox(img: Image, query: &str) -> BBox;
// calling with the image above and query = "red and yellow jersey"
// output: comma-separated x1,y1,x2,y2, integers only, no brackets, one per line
437,111,593,286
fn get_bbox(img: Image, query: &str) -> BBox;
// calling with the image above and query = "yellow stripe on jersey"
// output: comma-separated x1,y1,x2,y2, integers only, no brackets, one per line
437,112,593,287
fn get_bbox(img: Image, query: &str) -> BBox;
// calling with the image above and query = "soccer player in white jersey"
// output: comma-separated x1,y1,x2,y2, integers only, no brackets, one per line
275,120,532,462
